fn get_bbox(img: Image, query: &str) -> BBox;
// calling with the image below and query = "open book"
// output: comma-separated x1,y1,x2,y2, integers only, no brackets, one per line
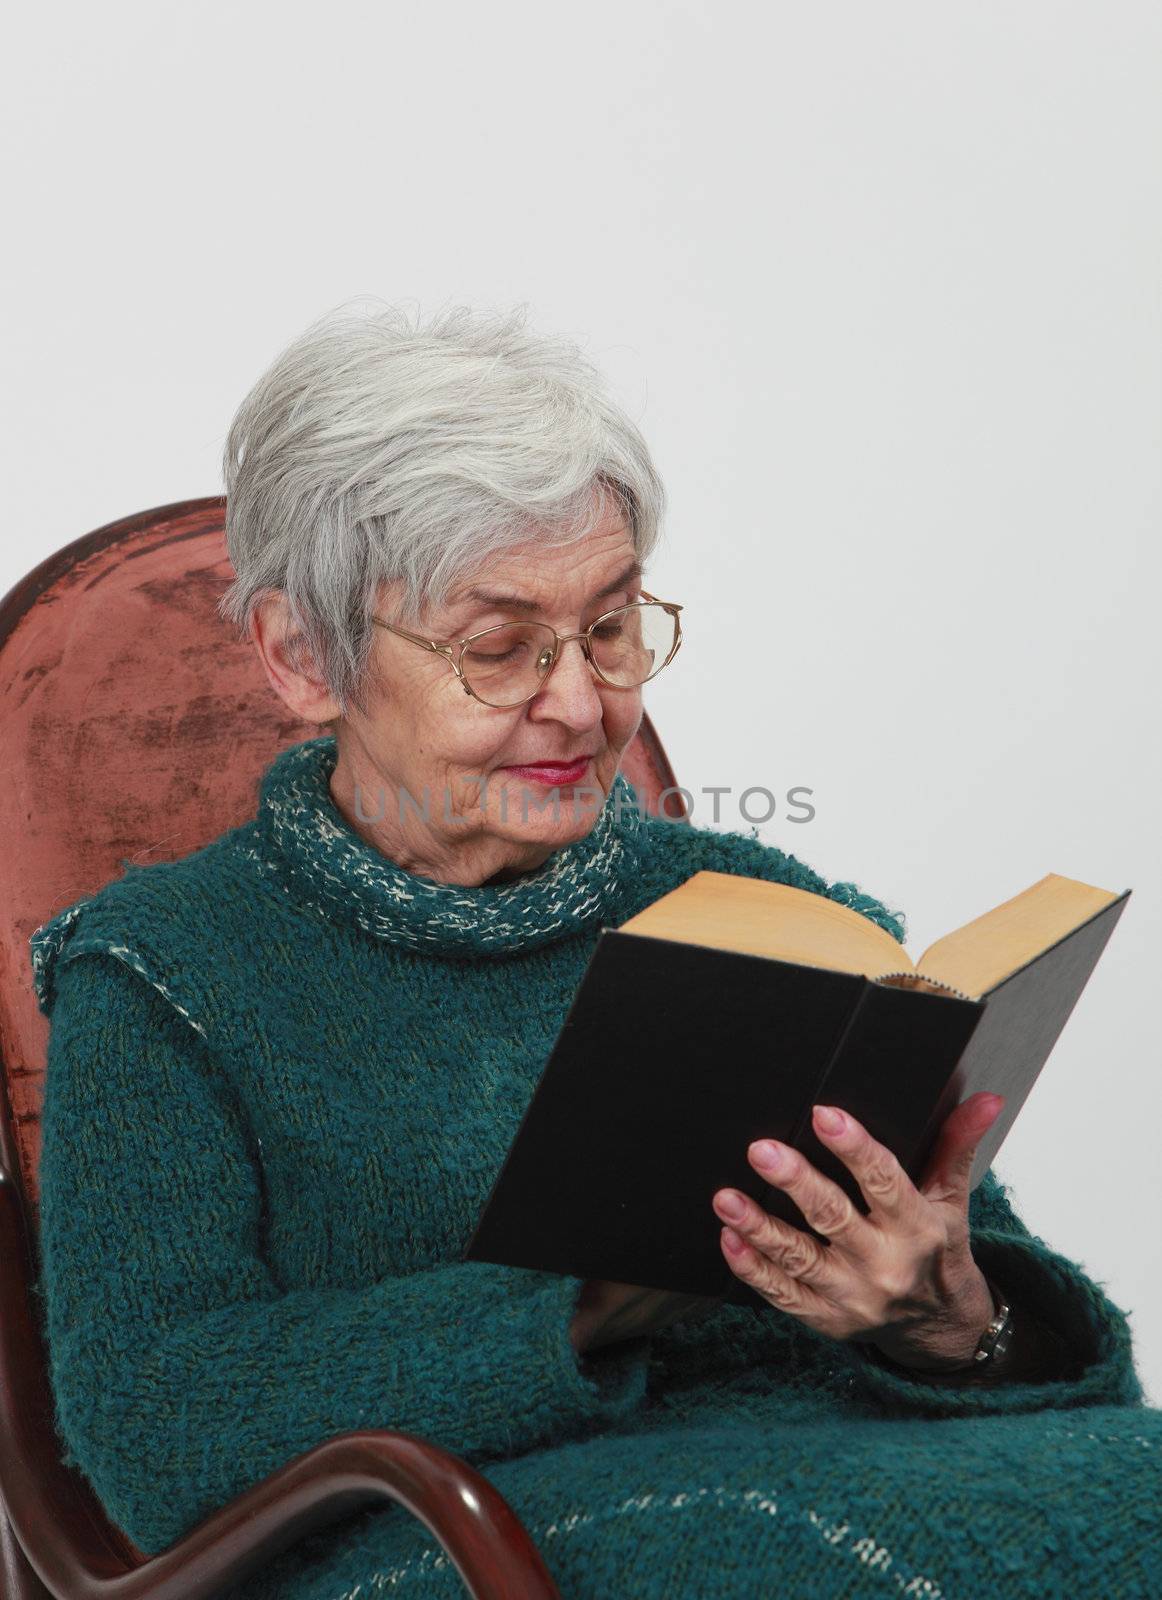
465,870,1130,1303
622,869,1124,1001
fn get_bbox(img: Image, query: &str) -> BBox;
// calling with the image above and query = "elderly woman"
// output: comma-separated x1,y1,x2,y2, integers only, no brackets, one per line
32,306,1157,1600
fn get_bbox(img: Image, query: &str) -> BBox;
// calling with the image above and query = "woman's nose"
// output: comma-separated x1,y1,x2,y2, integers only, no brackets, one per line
532,637,604,723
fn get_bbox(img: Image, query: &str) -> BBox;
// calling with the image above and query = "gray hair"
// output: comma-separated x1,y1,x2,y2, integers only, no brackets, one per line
218,301,667,716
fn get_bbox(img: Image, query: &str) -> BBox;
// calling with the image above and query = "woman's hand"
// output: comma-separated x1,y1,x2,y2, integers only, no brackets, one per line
711,1092,1006,1373
569,1279,724,1355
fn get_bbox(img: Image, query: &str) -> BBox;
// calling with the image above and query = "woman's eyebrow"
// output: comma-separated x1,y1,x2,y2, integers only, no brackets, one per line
459,560,642,617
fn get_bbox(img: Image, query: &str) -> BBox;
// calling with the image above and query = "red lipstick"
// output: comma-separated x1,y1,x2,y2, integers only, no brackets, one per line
502,757,591,786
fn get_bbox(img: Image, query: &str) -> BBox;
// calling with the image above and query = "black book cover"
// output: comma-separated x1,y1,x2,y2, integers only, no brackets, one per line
464,891,1129,1302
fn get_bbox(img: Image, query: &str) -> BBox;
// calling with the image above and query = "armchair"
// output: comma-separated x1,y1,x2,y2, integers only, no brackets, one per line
0,499,688,1600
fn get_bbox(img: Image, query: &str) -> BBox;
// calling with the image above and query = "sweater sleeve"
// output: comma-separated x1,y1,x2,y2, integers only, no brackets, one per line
641,1170,1145,1425
834,1169,1145,1417
36,951,650,1557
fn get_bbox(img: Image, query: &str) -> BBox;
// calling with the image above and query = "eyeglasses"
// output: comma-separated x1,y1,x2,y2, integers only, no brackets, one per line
371,589,684,709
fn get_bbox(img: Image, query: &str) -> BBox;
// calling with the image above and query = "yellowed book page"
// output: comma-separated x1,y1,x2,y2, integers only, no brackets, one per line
618,870,912,977
916,872,1120,998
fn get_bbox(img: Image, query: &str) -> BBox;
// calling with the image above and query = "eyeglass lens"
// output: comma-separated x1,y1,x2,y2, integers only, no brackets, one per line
460,603,678,706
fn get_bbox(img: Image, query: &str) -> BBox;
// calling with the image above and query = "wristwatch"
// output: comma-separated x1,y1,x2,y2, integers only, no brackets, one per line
971,1276,1014,1366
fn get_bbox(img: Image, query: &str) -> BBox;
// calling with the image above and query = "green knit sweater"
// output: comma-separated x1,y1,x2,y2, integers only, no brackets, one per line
31,736,1159,1599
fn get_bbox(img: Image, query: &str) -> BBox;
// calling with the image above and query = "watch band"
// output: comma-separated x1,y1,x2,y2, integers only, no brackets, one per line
972,1276,1014,1366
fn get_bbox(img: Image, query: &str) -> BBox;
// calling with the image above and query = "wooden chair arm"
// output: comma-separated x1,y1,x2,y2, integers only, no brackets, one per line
0,1169,561,1600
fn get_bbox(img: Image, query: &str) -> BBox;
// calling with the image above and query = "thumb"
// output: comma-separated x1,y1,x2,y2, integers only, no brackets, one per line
920,1091,1005,1207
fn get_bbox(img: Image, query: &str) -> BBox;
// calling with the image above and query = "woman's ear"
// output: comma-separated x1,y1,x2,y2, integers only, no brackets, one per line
250,590,343,725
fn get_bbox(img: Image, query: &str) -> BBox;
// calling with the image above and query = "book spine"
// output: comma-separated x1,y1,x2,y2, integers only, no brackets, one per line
757,982,984,1239
876,970,975,1002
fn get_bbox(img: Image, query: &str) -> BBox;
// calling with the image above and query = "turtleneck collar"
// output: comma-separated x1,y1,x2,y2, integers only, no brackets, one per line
250,735,646,958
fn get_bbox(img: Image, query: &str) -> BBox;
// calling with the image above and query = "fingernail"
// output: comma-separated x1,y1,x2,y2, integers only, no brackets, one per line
750,1139,785,1172
814,1104,846,1135
716,1190,745,1221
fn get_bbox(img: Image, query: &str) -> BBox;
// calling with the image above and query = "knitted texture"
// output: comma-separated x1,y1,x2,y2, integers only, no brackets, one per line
31,735,1159,1598
249,737,648,956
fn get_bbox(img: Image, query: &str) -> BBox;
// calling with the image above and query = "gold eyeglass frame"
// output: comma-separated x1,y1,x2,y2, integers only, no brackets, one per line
370,589,684,709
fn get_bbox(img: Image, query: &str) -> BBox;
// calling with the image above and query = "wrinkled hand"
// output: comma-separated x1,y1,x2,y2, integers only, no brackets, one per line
712,1092,1005,1372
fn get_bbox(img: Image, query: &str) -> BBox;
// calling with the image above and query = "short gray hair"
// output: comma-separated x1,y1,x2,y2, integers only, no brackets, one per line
218,301,667,716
